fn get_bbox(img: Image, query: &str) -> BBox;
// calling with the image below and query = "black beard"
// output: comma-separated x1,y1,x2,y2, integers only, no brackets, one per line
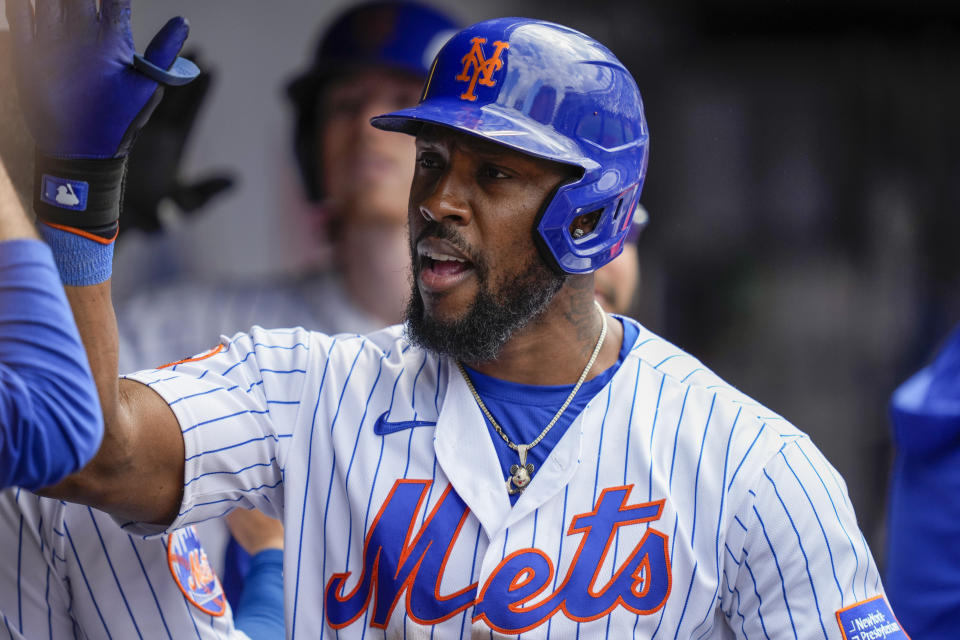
404,225,566,364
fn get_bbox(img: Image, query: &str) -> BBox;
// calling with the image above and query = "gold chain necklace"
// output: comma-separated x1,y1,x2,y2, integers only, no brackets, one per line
456,300,608,495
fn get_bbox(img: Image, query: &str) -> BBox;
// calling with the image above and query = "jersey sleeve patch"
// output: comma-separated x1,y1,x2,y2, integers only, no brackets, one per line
167,526,228,617
835,595,910,640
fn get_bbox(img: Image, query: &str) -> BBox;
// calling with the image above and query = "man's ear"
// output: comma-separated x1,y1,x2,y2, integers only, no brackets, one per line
0,31,37,214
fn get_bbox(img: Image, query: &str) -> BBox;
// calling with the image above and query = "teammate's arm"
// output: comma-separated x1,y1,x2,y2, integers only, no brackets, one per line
226,509,286,638
0,147,104,489
5,0,196,522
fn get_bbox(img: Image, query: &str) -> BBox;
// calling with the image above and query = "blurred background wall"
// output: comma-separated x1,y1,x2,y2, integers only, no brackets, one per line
3,0,959,566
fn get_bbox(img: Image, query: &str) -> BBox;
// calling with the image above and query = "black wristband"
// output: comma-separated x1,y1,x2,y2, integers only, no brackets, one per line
33,152,127,238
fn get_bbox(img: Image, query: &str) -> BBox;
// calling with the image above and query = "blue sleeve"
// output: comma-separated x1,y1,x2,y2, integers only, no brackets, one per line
885,325,960,638
0,239,103,489
233,548,285,639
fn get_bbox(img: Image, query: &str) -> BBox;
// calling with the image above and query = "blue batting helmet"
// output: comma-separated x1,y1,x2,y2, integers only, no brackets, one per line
287,1,460,202
371,17,649,274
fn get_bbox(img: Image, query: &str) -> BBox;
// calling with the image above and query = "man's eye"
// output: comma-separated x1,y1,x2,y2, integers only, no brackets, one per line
480,165,509,179
417,153,442,170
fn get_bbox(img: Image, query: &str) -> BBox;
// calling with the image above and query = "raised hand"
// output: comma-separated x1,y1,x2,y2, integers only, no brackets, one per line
5,0,199,159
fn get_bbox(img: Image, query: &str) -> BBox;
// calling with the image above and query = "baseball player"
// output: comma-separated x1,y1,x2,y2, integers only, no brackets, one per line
8,2,905,638
0,137,102,489
0,486,280,639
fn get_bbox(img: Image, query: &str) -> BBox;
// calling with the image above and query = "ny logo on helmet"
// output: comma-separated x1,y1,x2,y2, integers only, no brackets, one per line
455,37,509,101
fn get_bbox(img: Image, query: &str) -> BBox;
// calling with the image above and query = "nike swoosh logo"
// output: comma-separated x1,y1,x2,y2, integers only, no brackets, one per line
373,411,437,436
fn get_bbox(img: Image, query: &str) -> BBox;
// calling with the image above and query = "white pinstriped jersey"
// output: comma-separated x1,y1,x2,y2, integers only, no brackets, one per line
122,317,901,639
116,271,382,573
0,488,250,640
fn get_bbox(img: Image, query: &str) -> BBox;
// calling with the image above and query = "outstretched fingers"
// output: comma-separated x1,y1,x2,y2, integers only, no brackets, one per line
98,0,131,30
142,17,191,71
5,0,35,49
65,0,98,33
34,0,66,41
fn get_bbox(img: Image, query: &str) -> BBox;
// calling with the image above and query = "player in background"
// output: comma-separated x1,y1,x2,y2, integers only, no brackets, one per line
8,1,903,636
884,324,960,638
0,61,102,488
0,486,284,639
116,0,462,370
595,203,647,314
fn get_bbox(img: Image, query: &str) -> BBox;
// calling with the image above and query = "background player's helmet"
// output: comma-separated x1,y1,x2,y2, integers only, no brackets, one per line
372,17,649,274
287,0,459,202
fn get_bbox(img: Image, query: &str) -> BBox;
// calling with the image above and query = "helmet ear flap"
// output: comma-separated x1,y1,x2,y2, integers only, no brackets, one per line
536,176,643,274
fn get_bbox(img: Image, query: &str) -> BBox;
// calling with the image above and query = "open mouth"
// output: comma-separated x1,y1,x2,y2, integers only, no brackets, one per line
417,240,475,293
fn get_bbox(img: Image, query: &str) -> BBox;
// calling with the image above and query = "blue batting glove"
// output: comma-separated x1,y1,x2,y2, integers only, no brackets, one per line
5,0,199,159
5,0,200,284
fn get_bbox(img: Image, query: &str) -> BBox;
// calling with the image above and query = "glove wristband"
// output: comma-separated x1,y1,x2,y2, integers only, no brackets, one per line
39,223,116,286
33,153,127,240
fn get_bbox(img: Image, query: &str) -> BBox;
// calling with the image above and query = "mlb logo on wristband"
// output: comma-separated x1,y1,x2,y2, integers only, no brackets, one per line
40,175,89,211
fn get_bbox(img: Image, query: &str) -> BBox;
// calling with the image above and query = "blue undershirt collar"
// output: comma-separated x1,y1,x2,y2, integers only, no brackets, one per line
462,316,638,504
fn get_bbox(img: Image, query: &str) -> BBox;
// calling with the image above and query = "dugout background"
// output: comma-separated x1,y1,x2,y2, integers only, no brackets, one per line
3,0,960,568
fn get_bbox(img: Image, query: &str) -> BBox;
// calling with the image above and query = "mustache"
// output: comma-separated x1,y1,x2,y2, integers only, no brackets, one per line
411,222,481,265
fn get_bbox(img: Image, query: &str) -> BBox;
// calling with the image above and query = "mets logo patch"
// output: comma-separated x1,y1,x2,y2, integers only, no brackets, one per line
455,37,509,101
167,526,227,616
836,595,909,640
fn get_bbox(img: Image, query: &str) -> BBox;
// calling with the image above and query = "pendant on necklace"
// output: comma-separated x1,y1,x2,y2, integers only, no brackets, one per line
506,444,535,495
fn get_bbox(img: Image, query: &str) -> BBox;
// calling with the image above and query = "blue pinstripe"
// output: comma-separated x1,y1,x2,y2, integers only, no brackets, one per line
185,434,285,462
87,509,144,638
762,468,828,639
857,528,872,601
45,563,52,640
182,409,271,435
650,516,680,640
219,350,258,377
778,447,844,605
752,505,798,639
162,537,203,640
671,397,716,635
177,479,283,517
742,556,771,640
16,491,22,634
721,568,750,639
689,395,717,545
291,336,340,640
458,524,484,638
420,455,439,529
593,386,612,505
343,351,390,568
545,485,570,638
654,354,682,369
668,388,691,489
184,458,278,486
315,339,367,638
672,562,699,640
125,536,173,640
691,406,741,640
728,424,765,491
63,522,113,639
793,443,862,601
648,374,666,503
